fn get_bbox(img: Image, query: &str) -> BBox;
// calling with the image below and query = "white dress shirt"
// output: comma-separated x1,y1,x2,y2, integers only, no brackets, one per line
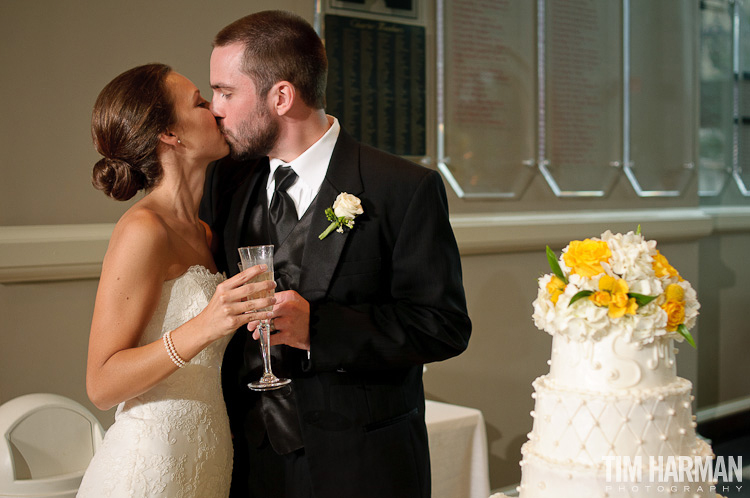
267,116,341,219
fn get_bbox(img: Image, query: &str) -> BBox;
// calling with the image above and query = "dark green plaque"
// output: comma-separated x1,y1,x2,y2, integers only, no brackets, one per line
325,14,426,156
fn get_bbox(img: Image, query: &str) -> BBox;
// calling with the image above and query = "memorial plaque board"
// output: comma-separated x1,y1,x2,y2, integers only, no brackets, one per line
540,0,622,197
438,0,536,198
736,0,750,194
698,0,733,197
626,0,697,196
325,14,426,157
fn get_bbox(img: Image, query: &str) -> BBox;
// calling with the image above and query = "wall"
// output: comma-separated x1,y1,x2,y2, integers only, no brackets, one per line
1,0,749,493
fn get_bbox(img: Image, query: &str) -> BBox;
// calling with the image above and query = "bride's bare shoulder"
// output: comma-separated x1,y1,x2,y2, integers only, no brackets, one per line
105,205,171,268
114,204,168,240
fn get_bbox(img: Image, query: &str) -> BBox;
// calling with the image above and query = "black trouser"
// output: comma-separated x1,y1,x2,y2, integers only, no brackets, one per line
231,433,314,498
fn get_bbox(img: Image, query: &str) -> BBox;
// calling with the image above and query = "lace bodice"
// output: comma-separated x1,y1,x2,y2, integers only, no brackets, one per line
124,265,229,409
77,265,233,498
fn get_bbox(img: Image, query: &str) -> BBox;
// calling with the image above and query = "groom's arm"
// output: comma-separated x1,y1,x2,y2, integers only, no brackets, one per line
306,169,471,371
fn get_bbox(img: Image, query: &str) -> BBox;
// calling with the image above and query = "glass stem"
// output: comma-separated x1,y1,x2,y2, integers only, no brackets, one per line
259,321,276,380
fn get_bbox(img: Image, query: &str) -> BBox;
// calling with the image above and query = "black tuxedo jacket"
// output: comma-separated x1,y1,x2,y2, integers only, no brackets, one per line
200,129,471,498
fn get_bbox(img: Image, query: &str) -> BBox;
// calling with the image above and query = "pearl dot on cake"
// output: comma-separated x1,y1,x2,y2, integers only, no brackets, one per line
668,408,675,416
657,394,665,401
646,414,654,420
679,428,686,435
660,434,667,441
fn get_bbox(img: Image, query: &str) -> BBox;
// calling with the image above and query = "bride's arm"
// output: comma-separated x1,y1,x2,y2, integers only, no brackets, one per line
85,210,273,411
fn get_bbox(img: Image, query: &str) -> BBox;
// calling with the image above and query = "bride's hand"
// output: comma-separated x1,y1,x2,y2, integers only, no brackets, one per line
199,264,276,341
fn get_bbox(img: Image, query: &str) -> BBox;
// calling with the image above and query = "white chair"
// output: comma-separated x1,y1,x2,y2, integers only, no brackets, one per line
0,393,104,498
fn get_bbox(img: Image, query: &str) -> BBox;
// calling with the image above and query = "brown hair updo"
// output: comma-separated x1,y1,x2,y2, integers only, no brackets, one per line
91,63,175,201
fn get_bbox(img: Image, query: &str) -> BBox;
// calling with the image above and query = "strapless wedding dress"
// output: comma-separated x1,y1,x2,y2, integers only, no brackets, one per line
78,266,232,498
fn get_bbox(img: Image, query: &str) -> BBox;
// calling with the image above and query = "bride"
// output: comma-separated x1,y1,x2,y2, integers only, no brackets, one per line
77,63,271,497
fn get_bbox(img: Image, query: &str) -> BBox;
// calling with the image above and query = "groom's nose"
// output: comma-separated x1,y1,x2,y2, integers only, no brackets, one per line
209,100,223,118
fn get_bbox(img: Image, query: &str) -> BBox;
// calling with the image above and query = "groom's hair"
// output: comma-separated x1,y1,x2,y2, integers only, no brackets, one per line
214,10,327,109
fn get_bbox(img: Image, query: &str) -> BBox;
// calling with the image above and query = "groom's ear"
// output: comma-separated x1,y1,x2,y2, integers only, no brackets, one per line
270,81,295,116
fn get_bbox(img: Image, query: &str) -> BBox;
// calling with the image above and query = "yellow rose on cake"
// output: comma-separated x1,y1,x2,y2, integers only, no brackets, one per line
532,229,699,347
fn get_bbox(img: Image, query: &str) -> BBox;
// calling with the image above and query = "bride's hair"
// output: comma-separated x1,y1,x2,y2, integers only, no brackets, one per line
91,63,175,201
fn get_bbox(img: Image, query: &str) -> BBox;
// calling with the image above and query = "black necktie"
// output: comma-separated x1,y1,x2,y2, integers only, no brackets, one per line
268,165,298,247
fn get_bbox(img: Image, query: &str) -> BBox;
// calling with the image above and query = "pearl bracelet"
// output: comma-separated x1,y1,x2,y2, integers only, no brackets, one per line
163,330,187,368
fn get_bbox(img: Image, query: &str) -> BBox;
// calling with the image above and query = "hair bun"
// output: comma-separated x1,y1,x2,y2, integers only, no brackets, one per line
92,157,143,201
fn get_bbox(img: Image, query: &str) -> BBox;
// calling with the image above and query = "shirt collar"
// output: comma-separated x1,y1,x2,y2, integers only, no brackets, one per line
268,116,340,190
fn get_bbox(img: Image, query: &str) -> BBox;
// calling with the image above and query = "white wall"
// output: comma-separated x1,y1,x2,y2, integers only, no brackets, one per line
1,0,749,491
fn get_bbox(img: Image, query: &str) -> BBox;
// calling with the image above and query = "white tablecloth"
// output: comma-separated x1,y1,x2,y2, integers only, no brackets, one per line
425,400,490,498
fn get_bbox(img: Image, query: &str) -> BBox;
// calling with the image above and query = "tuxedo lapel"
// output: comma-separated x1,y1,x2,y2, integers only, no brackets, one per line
299,130,363,301
226,159,269,274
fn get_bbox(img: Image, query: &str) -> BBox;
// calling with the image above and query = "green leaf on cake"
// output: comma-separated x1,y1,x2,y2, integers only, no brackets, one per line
629,292,658,307
677,324,697,349
546,246,567,284
569,290,593,306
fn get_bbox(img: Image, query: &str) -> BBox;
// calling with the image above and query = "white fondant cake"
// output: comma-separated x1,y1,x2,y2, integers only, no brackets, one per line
509,231,725,498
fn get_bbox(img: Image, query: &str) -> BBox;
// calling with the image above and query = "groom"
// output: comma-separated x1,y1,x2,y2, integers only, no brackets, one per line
201,10,471,498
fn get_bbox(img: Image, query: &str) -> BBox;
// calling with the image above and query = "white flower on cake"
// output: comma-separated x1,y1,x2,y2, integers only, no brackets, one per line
532,228,699,346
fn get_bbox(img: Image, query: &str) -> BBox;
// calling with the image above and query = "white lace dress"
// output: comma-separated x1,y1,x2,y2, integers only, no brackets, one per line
77,266,232,498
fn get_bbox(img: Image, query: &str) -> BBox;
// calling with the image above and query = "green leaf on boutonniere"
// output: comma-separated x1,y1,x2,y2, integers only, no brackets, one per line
546,246,567,284
636,224,641,236
628,292,658,307
569,290,593,306
677,324,697,349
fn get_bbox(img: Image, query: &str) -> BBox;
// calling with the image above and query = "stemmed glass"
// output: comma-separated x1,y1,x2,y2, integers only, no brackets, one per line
238,245,291,391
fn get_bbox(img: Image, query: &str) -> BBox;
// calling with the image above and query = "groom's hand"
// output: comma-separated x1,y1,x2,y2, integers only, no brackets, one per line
254,290,310,351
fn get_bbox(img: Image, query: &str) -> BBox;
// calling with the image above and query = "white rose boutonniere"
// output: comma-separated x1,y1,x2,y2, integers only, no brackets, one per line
318,192,363,240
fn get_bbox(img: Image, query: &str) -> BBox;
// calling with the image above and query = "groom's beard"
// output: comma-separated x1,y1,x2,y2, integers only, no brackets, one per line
221,102,280,161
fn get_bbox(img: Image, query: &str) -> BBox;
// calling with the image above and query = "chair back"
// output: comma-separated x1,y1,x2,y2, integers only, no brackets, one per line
0,393,104,498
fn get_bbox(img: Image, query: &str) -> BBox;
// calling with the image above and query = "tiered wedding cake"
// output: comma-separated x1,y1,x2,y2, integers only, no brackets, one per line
500,230,722,498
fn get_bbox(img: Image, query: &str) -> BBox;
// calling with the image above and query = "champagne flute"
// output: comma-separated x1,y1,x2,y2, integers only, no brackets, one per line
238,245,291,391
